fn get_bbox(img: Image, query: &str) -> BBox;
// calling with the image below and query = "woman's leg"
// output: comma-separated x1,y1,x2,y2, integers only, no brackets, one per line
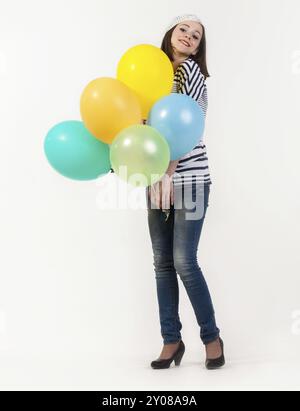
173,183,220,345
146,188,182,344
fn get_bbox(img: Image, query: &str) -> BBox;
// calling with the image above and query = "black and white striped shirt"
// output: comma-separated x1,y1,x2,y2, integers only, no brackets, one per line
171,57,212,186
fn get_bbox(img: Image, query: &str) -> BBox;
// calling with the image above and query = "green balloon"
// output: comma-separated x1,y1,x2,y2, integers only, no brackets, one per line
110,125,170,187
44,121,111,181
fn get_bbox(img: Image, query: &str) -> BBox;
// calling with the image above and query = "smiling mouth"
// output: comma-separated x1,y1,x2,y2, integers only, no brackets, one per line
180,40,190,47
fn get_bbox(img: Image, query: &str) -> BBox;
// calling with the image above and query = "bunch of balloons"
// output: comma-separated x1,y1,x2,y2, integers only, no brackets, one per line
44,44,205,187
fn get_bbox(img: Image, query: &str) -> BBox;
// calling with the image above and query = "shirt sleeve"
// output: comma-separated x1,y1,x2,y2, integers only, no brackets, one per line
176,60,206,102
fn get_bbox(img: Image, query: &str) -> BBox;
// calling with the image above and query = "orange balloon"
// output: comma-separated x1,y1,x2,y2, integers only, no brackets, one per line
80,77,142,144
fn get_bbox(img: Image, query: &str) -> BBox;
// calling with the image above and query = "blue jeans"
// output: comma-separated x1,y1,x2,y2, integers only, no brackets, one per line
146,183,220,345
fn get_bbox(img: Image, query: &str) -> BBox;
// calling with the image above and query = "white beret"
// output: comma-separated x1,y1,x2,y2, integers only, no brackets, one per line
166,14,203,32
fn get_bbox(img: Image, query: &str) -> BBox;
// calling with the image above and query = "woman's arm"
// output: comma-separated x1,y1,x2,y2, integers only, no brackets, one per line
165,159,179,177
176,60,205,102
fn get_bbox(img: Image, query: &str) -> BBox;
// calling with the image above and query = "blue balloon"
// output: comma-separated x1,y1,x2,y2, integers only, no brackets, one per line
44,121,111,181
147,94,205,160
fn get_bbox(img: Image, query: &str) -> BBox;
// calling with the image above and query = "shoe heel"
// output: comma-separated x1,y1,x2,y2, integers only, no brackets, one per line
174,346,185,366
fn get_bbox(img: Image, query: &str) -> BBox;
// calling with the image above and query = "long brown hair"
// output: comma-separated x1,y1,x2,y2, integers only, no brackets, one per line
161,23,210,80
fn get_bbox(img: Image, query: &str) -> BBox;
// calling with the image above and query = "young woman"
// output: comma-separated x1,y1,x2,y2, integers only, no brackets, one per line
146,14,225,370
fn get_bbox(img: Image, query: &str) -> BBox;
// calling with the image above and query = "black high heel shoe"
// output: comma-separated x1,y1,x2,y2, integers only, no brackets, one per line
151,340,185,369
205,337,225,370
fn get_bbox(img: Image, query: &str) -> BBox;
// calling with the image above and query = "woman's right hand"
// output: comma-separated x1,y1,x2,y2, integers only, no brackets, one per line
148,174,174,209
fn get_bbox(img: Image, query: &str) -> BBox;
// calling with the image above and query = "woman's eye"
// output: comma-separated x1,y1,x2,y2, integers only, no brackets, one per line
180,28,199,41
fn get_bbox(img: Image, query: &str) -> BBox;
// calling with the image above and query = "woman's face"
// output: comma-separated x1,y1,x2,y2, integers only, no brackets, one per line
171,21,203,57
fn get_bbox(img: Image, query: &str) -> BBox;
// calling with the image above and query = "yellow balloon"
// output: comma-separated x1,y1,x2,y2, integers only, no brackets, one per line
117,44,174,119
80,77,142,144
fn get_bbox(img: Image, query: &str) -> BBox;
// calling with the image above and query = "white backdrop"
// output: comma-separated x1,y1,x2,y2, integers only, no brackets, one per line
0,0,299,390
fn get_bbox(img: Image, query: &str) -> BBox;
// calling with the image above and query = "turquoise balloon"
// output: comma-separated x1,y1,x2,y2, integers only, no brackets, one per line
110,125,170,187
148,94,205,160
44,121,111,181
